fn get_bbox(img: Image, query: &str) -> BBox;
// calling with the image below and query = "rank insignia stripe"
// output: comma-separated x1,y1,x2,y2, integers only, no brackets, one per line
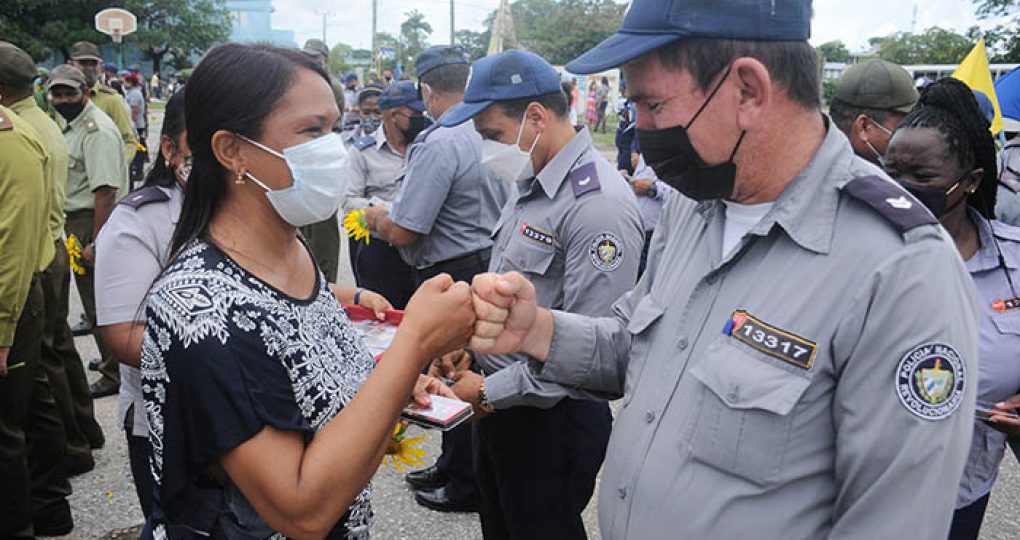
569,162,601,199
725,310,817,370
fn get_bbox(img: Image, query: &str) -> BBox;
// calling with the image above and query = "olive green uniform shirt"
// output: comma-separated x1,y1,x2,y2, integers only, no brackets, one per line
0,106,51,346
11,96,69,243
90,82,137,162
63,100,129,213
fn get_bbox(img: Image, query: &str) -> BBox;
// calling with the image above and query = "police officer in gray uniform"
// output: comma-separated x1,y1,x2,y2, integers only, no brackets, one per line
467,1,980,538
440,50,644,539
365,45,507,513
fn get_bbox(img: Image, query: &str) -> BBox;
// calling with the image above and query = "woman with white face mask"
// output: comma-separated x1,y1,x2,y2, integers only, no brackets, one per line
135,44,476,539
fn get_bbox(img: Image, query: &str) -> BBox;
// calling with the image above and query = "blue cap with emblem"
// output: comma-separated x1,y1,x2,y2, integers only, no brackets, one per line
378,81,426,112
415,45,468,79
565,0,813,75
438,49,562,127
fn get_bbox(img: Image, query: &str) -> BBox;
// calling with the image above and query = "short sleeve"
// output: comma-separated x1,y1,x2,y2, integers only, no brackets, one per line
82,129,125,192
144,300,312,508
95,207,161,325
389,139,457,234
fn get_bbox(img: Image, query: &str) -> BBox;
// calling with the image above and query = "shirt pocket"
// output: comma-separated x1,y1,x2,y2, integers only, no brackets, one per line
686,336,812,487
68,155,85,172
991,312,1020,337
622,295,665,407
503,238,555,277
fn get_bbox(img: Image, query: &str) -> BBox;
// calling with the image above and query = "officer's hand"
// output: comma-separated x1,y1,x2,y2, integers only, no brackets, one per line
433,349,471,378
449,370,488,418
631,178,654,196
470,272,537,355
356,289,393,320
0,347,8,376
987,394,1020,437
364,206,387,231
399,274,475,365
82,243,96,267
410,374,457,408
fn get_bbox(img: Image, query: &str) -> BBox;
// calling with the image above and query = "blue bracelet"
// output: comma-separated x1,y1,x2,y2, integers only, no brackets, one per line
354,288,364,306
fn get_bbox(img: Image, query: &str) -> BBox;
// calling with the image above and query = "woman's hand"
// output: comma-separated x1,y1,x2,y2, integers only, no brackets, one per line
410,374,457,408
398,274,475,363
987,394,1020,437
357,289,393,319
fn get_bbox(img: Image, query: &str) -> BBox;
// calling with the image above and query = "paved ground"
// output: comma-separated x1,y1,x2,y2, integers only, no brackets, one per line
43,109,1018,539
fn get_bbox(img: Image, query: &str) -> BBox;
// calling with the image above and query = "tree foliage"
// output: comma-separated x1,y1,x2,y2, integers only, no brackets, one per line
399,9,432,76
504,0,625,66
125,0,231,75
816,40,850,63
971,0,1020,62
869,27,975,64
455,29,490,62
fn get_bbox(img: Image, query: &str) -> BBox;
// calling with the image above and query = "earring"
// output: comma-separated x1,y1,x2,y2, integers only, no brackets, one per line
164,159,170,167
235,169,246,185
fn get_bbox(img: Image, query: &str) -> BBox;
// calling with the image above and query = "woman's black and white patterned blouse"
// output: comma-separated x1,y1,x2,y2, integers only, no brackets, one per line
141,239,377,539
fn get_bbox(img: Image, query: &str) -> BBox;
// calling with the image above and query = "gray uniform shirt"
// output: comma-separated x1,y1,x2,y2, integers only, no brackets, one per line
478,128,644,408
342,127,405,214
389,117,507,268
95,185,181,437
532,125,979,539
957,212,1020,507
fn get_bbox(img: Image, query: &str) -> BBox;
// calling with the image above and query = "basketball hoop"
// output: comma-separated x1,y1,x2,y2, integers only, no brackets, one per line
95,8,136,44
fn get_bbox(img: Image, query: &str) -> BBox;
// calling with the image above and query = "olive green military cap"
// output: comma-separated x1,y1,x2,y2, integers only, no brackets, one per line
835,59,919,114
48,64,87,89
69,41,102,62
0,42,38,86
303,38,330,58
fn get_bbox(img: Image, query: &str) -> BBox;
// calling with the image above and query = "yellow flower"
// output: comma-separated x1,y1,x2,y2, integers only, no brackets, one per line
343,208,371,245
65,234,86,276
382,423,426,472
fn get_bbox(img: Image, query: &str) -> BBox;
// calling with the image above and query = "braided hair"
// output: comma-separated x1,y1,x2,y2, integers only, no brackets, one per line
898,78,998,218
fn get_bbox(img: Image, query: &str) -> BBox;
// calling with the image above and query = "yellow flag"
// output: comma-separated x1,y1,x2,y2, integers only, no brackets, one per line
952,38,1003,134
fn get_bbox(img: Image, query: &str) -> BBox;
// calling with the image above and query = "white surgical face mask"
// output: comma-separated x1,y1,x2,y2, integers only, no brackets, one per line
481,111,541,182
237,132,350,227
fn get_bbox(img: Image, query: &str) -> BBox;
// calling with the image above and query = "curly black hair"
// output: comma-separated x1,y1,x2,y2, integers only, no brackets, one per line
898,78,998,218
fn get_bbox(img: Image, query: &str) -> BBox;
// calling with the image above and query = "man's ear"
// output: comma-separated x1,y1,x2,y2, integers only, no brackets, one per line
732,57,771,132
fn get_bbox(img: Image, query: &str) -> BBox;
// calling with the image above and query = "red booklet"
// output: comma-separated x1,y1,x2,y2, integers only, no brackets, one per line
344,305,403,360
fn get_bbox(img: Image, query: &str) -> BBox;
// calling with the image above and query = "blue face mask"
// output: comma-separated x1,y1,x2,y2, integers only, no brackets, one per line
237,132,350,227
361,116,381,134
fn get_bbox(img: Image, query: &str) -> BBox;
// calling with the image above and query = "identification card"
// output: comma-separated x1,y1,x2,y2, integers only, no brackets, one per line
401,395,474,431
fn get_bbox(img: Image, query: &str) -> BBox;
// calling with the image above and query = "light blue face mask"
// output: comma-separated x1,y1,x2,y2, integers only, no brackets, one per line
237,132,350,227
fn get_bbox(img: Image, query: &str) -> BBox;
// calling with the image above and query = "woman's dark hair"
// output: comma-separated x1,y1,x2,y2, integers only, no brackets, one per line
142,89,186,189
899,78,998,218
561,81,574,108
169,43,330,257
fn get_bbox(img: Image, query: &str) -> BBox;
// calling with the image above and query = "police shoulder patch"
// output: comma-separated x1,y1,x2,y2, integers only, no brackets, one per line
842,175,937,233
589,232,622,272
569,162,601,199
119,186,170,210
0,112,12,131
355,136,376,151
896,342,966,420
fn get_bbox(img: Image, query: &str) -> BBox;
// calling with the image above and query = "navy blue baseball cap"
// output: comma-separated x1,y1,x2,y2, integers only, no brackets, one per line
566,0,812,74
439,50,562,127
379,81,426,112
415,45,468,79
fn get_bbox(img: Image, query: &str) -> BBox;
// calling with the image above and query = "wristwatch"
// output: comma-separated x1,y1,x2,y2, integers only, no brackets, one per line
477,382,496,414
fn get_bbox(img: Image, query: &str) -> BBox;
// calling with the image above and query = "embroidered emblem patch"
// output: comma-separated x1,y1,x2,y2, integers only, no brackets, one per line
520,222,555,247
589,232,622,272
722,310,817,369
992,296,1020,313
896,343,966,421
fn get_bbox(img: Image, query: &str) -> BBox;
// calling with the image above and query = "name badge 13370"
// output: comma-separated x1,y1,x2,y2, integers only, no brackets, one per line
722,310,817,370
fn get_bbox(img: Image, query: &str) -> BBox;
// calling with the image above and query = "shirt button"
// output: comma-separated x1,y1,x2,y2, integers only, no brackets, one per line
645,410,656,423
677,338,689,350
618,486,627,499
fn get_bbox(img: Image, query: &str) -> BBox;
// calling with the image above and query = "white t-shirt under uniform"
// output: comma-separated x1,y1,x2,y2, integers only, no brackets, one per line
722,200,775,257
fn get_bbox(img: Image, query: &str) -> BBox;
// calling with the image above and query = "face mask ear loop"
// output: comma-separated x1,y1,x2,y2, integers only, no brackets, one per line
236,133,286,160
974,186,1019,299
687,63,733,129
727,131,746,162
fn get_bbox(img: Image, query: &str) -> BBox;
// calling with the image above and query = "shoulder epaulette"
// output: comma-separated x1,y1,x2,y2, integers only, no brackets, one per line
0,111,12,132
119,186,170,210
568,162,602,199
414,123,441,145
842,175,937,233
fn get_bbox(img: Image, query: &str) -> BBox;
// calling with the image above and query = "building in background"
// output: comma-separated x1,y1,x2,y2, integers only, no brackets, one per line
226,0,295,47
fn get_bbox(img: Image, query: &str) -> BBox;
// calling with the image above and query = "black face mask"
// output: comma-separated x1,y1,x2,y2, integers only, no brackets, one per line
402,115,431,143
54,101,86,122
637,64,745,201
898,176,965,218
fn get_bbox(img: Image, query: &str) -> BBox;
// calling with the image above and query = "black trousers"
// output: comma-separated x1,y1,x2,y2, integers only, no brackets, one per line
947,493,991,540
414,256,488,503
0,278,70,537
354,238,415,310
473,399,612,540
125,406,155,519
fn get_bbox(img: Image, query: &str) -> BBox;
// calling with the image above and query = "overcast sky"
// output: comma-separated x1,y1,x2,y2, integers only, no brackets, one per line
271,0,1009,53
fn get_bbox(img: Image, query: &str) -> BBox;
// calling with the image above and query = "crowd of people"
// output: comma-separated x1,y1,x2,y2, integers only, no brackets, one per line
2,0,1020,538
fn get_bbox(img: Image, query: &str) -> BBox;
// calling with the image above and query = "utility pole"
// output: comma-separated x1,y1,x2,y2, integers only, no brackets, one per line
372,0,379,74
450,0,455,46
314,9,334,44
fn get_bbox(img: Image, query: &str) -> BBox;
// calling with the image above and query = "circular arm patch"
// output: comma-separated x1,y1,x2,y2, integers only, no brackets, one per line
895,342,966,421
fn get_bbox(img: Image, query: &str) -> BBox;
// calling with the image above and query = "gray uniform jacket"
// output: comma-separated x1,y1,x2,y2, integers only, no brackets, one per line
95,185,181,437
389,117,507,268
532,124,980,539
342,127,405,214
478,128,644,409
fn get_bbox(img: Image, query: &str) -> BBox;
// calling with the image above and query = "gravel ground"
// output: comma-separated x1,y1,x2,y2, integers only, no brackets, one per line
42,110,1016,539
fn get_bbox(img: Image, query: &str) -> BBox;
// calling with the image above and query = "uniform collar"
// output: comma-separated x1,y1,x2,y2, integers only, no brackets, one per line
532,127,592,199
68,100,98,130
160,185,184,225
8,96,36,115
969,208,1019,272
698,117,848,255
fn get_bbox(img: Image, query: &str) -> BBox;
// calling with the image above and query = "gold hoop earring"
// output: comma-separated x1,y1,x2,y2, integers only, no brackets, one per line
235,169,246,185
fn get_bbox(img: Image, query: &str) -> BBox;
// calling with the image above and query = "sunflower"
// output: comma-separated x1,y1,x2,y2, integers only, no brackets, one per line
66,234,86,276
343,208,371,245
383,423,426,471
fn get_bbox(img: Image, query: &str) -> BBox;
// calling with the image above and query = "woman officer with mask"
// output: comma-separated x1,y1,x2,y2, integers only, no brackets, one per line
882,78,1020,540
136,43,475,539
